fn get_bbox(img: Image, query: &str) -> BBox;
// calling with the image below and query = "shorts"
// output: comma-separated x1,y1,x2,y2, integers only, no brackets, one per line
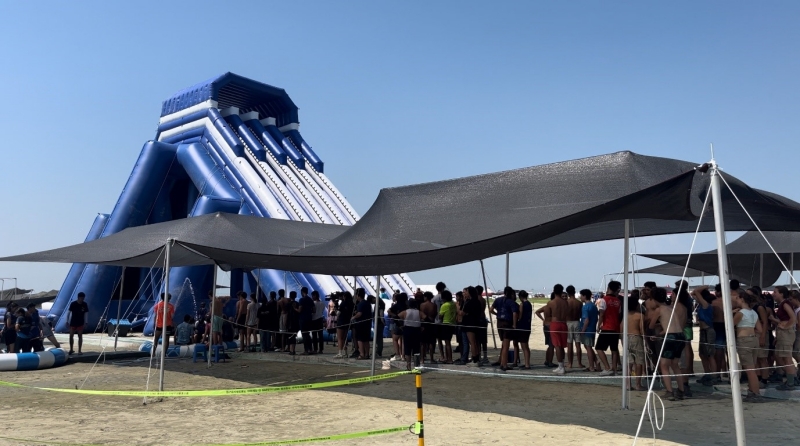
516,329,531,344
156,326,174,336
421,324,436,345
699,327,716,358
236,314,247,327
41,325,54,338
775,327,796,357
714,323,726,350
627,335,646,365
567,321,581,343
581,333,595,348
756,337,769,359
479,322,488,345
392,324,404,336
212,315,223,332
2,329,16,345
550,321,568,349
497,319,512,341
279,314,288,332
661,333,686,360
595,331,619,352
683,325,694,341
355,322,371,342
543,325,552,346
736,336,758,369
403,326,421,356
69,325,84,334
438,324,454,341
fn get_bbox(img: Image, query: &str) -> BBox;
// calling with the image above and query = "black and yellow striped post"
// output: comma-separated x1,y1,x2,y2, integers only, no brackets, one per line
414,354,424,446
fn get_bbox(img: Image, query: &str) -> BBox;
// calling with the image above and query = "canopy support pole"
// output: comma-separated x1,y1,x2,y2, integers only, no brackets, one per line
114,266,125,351
711,163,746,446
621,219,630,410
759,253,764,288
371,275,381,377
208,265,217,368
158,239,173,392
505,252,510,288
479,260,497,349
792,253,795,290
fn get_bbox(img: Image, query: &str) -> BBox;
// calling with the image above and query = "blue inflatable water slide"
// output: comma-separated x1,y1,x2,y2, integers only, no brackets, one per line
48,73,416,335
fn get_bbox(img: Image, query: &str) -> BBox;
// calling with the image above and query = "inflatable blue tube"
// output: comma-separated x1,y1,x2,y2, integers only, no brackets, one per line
156,109,211,135
208,109,244,157
48,213,110,320
160,127,206,145
224,115,266,162
0,348,68,372
55,142,179,333
284,129,324,173
264,124,305,168
139,342,239,358
245,119,288,164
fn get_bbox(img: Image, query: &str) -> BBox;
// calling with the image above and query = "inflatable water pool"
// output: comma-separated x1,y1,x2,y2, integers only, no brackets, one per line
0,348,68,371
139,341,239,358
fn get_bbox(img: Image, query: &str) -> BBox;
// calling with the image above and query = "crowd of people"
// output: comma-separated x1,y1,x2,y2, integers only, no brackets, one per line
7,276,799,405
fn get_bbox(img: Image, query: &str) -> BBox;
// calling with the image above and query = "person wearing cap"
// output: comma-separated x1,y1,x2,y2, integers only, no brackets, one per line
67,292,89,355
152,293,175,357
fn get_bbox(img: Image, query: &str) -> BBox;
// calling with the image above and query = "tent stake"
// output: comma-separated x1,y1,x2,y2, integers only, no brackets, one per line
159,239,173,392
621,219,630,410
479,260,497,349
711,163,746,446
114,267,125,351
371,275,380,377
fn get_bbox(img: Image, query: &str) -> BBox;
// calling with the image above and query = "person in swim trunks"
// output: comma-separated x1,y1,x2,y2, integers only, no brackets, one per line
650,287,687,401
546,285,570,375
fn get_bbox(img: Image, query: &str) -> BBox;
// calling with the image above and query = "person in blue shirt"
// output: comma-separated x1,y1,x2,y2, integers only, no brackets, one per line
579,289,600,372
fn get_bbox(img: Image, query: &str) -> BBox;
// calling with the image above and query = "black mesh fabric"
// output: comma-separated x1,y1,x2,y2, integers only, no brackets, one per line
634,263,711,279
4,152,800,276
638,232,800,286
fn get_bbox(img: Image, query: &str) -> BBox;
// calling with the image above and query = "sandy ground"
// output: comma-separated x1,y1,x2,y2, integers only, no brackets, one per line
0,309,798,446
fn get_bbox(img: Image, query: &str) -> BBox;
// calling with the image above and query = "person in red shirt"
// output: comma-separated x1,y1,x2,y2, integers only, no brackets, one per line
596,281,622,376
153,293,175,357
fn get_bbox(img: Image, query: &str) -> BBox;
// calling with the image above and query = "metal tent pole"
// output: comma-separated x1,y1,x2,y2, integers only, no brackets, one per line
208,265,217,368
371,275,381,377
792,253,795,290
759,253,764,288
114,267,126,351
505,252,510,288
621,219,631,409
479,260,497,349
710,164,746,446
158,240,173,392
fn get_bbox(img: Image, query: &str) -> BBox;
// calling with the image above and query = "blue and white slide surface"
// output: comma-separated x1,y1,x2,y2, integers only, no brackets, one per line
0,348,69,371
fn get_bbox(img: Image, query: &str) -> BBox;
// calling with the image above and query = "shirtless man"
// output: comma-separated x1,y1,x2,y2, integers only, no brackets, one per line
535,291,556,367
544,285,570,375
566,285,584,369
650,287,687,401
235,291,249,351
276,289,290,351
209,290,231,347
642,282,661,374
625,297,646,391
419,292,438,363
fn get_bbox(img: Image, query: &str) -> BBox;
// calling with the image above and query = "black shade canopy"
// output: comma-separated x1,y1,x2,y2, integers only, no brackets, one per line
637,232,800,287
3,152,800,275
634,263,713,279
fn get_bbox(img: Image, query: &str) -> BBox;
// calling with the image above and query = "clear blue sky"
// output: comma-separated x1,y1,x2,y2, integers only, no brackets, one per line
1,2,798,293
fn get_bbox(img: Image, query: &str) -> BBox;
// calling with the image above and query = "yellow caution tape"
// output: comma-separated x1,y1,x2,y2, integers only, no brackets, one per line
0,425,409,446
0,370,411,398
206,425,409,445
